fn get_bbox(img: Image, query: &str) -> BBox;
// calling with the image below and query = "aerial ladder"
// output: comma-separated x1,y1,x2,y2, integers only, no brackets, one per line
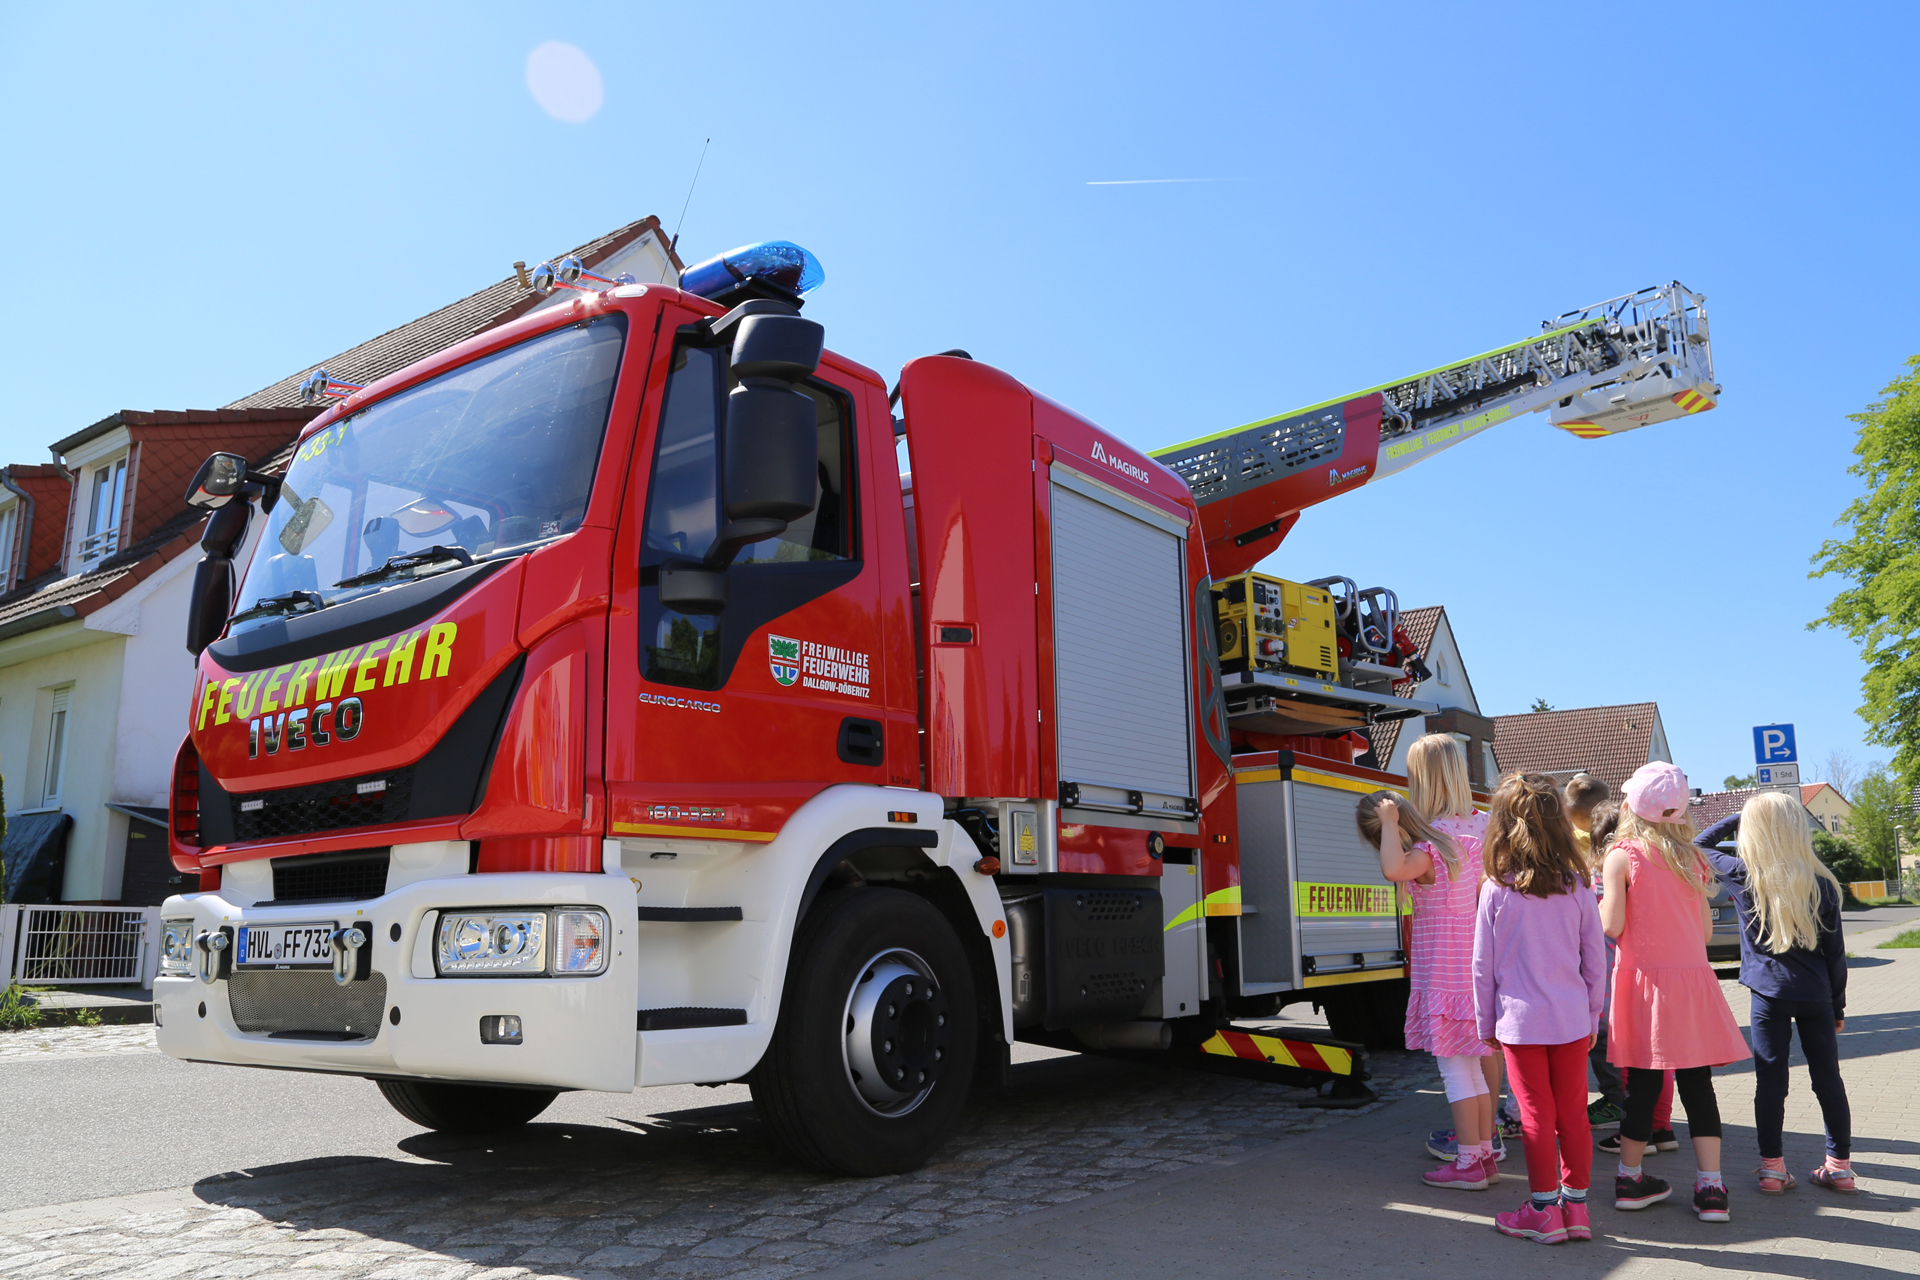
1149,281,1720,752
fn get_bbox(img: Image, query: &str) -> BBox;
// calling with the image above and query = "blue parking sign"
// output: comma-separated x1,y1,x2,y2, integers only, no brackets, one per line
1753,724,1797,764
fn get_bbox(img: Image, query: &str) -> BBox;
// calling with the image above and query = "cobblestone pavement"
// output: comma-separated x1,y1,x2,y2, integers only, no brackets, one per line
0,1025,160,1062
0,1033,1423,1280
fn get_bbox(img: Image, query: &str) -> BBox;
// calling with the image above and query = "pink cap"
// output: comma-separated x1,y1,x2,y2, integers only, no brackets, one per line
1623,762,1690,823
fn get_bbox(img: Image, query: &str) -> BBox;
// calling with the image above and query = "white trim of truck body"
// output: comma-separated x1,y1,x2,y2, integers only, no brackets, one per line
155,784,1013,1093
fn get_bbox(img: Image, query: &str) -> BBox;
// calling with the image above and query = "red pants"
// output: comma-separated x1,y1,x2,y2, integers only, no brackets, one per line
1504,1040,1594,1194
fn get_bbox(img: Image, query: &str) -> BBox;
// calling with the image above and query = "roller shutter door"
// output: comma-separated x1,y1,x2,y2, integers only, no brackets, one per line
1049,478,1193,803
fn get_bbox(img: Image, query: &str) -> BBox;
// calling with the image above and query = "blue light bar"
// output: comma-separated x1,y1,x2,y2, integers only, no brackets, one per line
679,240,825,301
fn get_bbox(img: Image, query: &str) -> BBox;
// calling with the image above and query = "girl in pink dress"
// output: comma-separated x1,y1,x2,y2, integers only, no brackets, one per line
1602,762,1751,1223
1405,735,1508,1153
1358,744,1492,1190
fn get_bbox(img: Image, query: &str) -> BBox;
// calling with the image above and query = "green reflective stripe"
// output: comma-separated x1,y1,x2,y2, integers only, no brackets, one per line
1169,885,1244,926
1165,901,1203,931
1149,317,1604,459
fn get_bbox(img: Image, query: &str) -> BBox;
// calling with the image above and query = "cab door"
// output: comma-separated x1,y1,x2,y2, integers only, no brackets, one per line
604,307,890,842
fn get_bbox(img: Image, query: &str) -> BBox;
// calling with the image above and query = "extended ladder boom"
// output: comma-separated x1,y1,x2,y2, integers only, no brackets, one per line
1152,282,1719,577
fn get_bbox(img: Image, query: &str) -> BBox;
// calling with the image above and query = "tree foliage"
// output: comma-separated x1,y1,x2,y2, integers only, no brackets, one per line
1848,764,1905,875
1813,831,1870,886
1811,355,1920,798
1530,698,1554,713
1725,773,1756,790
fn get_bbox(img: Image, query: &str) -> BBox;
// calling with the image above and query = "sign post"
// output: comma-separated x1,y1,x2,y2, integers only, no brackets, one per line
1753,724,1799,792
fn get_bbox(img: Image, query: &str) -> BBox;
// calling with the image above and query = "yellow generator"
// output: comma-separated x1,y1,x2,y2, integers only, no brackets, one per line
1214,572,1339,679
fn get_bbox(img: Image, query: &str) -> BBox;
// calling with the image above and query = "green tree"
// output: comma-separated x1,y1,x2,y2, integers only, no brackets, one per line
1813,831,1869,886
1811,355,1920,799
1849,765,1904,875
1725,773,1756,790
1530,698,1554,713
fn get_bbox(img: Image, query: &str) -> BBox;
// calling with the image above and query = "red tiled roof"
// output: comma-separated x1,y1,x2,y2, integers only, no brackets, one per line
1,464,72,583
1490,701,1663,799
1367,605,1446,767
225,216,678,410
1686,788,1752,832
1800,782,1845,808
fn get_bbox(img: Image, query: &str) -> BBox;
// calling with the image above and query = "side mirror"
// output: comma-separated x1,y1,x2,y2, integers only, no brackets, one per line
201,499,252,558
186,557,234,656
693,313,826,576
185,451,281,513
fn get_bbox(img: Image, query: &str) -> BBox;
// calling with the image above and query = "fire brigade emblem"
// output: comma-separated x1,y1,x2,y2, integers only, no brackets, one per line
768,634,801,686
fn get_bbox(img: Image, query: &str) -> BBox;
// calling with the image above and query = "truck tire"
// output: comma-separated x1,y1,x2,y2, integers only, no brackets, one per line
752,887,977,1175
375,1080,558,1132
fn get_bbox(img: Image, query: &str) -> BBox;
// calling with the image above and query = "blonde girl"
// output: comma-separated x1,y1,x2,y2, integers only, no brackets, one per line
1404,735,1513,1156
1695,790,1853,1194
1601,762,1749,1222
1357,783,1496,1190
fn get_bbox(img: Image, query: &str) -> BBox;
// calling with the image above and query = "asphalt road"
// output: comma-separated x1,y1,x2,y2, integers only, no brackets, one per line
1842,902,1920,938
0,1036,1123,1215
0,1040,764,1212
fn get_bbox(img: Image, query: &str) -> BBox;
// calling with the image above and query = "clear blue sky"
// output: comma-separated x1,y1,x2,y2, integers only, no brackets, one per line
3,2,1914,793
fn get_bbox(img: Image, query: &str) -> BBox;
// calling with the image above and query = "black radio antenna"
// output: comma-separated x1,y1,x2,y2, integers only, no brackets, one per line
671,138,711,253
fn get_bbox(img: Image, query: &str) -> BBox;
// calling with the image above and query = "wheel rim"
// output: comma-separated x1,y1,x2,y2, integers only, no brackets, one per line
840,947,951,1116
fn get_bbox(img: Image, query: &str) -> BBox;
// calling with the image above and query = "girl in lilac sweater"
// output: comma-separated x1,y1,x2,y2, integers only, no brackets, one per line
1474,772,1610,1246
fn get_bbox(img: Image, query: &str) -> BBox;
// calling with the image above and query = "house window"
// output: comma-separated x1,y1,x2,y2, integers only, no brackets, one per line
0,500,15,591
79,457,128,565
42,687,71,808
1434,654,1452,687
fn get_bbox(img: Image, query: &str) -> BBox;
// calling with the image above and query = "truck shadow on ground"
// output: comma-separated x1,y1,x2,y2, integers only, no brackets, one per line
185,1049,1421,1279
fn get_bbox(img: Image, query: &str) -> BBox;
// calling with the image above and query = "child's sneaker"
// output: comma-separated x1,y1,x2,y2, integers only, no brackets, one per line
1649,1127,1680,1152
1561,1199,1592,1241
1693,1181,1730,1222
1614,1172,1671,1210
1496,1104,1525,1140
1426,1129,1456,1160
1481,1152,1502,1186
1494,1199,1568,1243
1423,1160,1489,1191
1586,1100,1625,1129
1596,1132,1621,1155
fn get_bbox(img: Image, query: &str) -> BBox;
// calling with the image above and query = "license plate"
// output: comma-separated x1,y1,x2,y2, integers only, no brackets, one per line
237,921,338,969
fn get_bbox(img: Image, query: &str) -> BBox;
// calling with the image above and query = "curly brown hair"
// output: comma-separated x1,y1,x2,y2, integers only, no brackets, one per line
1485,772,1587,897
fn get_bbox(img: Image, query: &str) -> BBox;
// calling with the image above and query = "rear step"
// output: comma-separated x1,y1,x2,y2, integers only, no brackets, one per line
1083,1024,1377,1109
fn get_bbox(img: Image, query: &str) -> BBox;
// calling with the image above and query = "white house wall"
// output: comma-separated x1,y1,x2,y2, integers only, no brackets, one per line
1382,615,1486,777
0,629,129,901
98,547,203,811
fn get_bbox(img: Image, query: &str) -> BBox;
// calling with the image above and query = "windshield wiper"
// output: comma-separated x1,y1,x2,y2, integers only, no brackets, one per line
228,590,326,626
333,544,476,590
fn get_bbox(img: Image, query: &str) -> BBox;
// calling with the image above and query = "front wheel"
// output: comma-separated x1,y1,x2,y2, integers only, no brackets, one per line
752,888,978,1175
376,1079,558,1132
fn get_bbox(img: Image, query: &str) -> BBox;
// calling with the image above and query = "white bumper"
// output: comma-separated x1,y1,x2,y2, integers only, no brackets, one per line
154,871,639,1092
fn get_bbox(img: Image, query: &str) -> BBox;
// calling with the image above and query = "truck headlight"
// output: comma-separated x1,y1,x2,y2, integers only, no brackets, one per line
161,919,196,976
436,912,547,975
552,910,608,975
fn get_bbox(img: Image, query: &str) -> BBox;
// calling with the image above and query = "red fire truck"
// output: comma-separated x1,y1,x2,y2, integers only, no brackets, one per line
157,243,1717,1173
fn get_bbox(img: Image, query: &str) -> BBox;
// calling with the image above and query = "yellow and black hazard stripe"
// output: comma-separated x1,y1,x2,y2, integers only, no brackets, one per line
1199,1029,1358,1077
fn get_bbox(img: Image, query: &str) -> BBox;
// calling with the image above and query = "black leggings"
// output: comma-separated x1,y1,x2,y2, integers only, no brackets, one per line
1623,1065,1720,1142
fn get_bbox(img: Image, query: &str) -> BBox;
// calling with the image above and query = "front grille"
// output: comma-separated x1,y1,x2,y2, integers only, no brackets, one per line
272,849,392,902
231,767,415,842
228,970,387,1039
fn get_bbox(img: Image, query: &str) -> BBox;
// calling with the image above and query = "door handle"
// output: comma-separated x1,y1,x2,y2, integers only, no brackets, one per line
837,717,884,767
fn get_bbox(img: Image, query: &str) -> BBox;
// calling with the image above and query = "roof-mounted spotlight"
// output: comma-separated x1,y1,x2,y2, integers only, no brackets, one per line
298,368,366,405
679,241,824,309
525,256,639,295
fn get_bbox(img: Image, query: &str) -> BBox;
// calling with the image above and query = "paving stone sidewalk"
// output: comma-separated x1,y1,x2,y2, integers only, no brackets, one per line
0,1033,1423,1280
0,1025,160,1063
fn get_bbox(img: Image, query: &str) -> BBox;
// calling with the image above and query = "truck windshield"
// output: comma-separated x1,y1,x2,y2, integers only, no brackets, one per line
230,315,627,631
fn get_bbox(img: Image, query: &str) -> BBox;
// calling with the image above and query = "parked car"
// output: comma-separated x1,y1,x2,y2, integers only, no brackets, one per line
1701,835,1744,964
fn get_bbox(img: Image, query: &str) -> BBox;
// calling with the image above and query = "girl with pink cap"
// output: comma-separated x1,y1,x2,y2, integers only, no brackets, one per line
1601,761,1751,1222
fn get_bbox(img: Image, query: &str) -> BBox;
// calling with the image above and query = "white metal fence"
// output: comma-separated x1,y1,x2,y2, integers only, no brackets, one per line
0,905,162,987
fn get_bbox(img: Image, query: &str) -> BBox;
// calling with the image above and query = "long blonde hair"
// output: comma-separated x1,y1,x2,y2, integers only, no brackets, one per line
1355,790,1460,876
1407,734,1474,821
1615,806,1714,896
1739,790,1841,954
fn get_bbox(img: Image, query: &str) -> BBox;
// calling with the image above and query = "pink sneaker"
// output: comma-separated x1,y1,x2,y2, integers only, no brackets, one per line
1424,1159,1489,1191
1561,1200,1591,1241
1481,1154,1502,1186
1495,1200,1568,1244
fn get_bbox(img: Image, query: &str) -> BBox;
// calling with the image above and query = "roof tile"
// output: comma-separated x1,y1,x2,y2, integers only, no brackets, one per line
1490,701,1663,798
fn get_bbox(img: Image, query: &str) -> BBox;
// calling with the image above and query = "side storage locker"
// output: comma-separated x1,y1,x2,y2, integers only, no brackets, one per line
1288,775,1405,979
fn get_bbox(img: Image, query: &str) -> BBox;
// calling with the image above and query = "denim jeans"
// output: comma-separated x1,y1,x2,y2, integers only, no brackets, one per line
1751,991,1851,1160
